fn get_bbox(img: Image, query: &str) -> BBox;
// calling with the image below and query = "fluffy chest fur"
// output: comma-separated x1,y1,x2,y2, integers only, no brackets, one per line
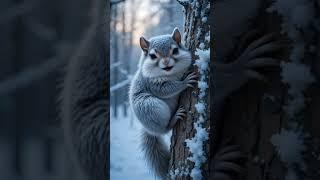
129,70,185,114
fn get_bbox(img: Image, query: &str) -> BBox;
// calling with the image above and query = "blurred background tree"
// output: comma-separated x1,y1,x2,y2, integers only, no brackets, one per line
0,0,106,179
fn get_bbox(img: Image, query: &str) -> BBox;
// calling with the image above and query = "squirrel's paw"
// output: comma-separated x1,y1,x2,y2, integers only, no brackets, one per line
213,32,286,98
211,142,247,179
175,106,187,120
168,106,187,128
184,71,198,88
235,32,286,83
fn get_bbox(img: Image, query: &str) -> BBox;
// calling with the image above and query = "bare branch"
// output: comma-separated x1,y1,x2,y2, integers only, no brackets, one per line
110,78,132,92
110,61,122,69
118,68,129,76
111,0,125,6
0,43,72,96
0,0,101,96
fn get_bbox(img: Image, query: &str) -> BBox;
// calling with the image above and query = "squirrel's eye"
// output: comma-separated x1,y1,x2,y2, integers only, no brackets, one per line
149,54,157,59
172,48,179,55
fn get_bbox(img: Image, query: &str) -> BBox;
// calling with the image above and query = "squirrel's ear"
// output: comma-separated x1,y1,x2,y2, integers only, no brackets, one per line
172,27,181,45
140,36,149,54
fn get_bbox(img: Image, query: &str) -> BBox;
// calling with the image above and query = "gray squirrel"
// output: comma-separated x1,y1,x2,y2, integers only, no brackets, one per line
129,28,198,179
130,27,285,179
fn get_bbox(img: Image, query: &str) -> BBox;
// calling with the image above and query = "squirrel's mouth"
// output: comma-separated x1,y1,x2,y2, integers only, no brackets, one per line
162,66,173,71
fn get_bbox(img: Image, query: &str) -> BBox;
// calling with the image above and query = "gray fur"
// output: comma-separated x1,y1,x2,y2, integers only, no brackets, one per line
60,33,108,180
141,131,170,180
149,35,175,56
129,28,196,179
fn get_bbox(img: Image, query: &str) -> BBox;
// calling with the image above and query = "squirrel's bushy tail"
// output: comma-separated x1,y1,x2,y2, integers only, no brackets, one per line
141,130,170,179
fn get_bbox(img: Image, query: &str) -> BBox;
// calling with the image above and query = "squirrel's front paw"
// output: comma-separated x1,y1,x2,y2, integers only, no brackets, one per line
213,32,287,99
175,106,187,120
236,32,286,82
211,141,247,179
168,106,187,128
184,71,198,88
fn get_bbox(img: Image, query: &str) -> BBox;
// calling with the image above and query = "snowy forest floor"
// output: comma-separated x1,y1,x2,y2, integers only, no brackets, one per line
110,107,171,180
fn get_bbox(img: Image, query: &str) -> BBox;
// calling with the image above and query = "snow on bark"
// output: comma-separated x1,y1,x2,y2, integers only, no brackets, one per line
170,0,210,179
268,0,316,119
185,49,210,179
268,0,318,178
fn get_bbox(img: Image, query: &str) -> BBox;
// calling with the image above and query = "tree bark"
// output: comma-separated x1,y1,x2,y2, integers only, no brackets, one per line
171,1,320,180
211,1,320,180
170,1,210,179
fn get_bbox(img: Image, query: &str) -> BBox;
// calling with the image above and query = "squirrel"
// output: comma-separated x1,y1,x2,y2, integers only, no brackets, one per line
60,27,108,180
129,27,198,179
129,26,284,179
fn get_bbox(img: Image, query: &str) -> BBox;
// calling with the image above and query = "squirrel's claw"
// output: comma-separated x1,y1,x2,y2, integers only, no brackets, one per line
176,108,187,119
213,32,286,101
187,80,198,84
247,40,286,59
214,161,245,174
184,71,199,88
215,151,246,161
211,143,247,180
168,108,186,128
243,33,277,55
245,70,268,83
235,29,260,56
186,71,199,80
246,58,279,68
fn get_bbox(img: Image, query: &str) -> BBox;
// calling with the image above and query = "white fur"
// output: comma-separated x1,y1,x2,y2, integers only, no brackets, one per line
141,48,191,78
159,58,175,68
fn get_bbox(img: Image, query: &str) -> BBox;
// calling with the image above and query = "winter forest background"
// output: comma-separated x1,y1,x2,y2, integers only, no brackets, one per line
0,0,101,180
110,0,184,179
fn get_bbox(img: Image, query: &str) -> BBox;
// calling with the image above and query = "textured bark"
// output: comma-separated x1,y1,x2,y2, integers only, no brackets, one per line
171,1,320,180
169,1,210,179
218,2,320,180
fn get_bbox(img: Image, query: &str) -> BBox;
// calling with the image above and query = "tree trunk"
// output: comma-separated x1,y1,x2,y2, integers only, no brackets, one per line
171,1,320,180
218,2,320,180
210,1,320,180
170,1,210,179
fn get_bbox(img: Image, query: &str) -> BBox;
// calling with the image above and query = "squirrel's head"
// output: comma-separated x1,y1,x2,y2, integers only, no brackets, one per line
139,28,192,78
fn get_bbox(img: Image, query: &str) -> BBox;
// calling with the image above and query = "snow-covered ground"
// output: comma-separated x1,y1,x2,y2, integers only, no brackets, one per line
110,107,170,180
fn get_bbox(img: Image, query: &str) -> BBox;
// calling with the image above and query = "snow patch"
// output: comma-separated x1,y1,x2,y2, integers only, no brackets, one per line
183,1,210,179
270,127,306,164
195,49,210,75
199,43,205,50
202,17,208,23
185,47,210,179
267,0,317,178
169,160,189,179
195,103,206,114
270,124,307,180
281,62,315,117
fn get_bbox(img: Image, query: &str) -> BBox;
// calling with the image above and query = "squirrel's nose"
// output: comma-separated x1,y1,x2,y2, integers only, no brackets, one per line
163,58,169,66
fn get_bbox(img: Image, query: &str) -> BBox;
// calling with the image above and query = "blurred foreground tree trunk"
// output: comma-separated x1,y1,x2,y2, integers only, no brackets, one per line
211,2,320,180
